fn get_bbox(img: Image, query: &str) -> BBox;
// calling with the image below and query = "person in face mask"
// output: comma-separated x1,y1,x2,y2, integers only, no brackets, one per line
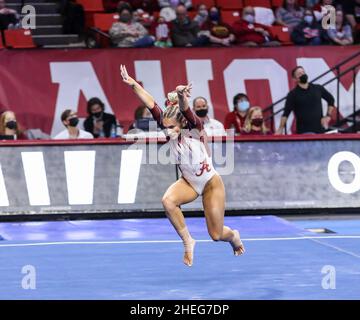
192,97,225,136
109,7,154,47
232,6,280,47
276,66,336,135
0,110,27,140
291,8,323,45
193,4,209,28
197,6,236,46
242,107,271,135
224,93,251,135
84,97,119,138
53,109,93,139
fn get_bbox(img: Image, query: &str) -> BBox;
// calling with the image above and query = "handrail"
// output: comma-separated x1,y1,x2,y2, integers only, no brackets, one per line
264,50,360,114
265,50,360,133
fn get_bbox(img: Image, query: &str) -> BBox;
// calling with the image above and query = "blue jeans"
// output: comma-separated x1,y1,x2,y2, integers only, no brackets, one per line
133,36,154,48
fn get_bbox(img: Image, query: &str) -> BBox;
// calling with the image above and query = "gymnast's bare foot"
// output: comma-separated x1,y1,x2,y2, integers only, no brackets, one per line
183,238,196,267
231,230,245,256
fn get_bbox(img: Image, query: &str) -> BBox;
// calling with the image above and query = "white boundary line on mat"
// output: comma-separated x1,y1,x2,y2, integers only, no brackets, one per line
0,235,359,248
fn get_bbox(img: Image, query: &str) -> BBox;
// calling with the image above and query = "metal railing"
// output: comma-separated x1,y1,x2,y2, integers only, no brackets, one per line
265,50,360,134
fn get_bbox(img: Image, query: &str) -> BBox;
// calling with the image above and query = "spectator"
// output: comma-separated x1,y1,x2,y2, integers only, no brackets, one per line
54,109,93,139
327,9,353,45
275,0,304,33
224,93,250,135
60,0,85,36
150,15,173,47
242,107,271,135
109,7,154,47
342,0,360,43
0,110,27,140
193,3,209,28
159,0,192,10
276,66,336,134
291,8,323,45
0,0,19,30
83,98,117,138
129,104,158,131
171,4,208,47
232,6,280,47
199,6,236,46
192,97,226,136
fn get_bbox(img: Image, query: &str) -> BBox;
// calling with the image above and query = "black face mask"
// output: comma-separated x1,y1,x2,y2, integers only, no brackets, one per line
299,74,308,84
251,118,264,127
68,117,79,127
195,109,208,117
5,120,17,130
92,111,103,118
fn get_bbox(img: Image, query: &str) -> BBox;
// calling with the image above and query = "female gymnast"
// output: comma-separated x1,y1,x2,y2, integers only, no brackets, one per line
121,65,245,266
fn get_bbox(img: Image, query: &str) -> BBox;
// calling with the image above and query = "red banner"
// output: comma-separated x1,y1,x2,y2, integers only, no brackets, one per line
0,46,358,136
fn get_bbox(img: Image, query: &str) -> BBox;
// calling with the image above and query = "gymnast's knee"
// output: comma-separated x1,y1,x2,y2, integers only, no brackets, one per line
162,195,176,212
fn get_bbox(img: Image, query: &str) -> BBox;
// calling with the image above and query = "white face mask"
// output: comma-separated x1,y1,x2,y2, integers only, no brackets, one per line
167,128,179,140
244,14,255,24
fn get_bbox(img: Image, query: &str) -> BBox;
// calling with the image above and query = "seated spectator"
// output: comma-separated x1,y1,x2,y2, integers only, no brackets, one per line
0,110,27,140
109,7,154,47
224,93,251,135
327,8,353,45
343,0,360,43
159,0,192,10
275,0,304,33
291,8,323,45
199,6,236,46
242,107,271,135
192,97,226,136
129,104,158,132
83,97,118,138
232,6,280,47
171,4,208,47
0,0,19,30
150,15,173,47
193,3,209,28
54,109,93,139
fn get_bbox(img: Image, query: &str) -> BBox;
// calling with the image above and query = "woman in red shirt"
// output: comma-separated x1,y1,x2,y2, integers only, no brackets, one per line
224,93,250,135
242,106,271,135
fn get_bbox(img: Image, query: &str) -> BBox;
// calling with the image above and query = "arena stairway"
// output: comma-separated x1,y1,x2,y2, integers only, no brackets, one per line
6,0,85,47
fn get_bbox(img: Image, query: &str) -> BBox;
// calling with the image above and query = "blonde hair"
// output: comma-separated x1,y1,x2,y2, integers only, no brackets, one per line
243,106,269,134
163,104,187,128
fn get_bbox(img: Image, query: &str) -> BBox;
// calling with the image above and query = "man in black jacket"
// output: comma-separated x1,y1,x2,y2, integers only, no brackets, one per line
84,97,117,138
276,66,336,134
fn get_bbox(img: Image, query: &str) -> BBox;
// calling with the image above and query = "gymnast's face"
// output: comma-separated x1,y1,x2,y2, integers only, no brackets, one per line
163,117,181,140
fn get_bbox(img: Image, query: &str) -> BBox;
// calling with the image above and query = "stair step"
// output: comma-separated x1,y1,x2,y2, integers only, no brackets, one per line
33,34,80,46
31,24,63,35
21,13,63,25
8,3,59,14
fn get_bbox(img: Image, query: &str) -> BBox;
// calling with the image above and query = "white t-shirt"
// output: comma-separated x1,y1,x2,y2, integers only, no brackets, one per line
203,118,226,136
53,129,94,140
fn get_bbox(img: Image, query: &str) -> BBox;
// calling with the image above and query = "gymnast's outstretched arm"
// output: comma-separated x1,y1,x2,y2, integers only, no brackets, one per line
120,65,156,110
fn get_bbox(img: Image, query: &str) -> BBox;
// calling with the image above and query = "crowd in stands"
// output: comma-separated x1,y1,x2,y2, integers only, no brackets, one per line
98,0,359,47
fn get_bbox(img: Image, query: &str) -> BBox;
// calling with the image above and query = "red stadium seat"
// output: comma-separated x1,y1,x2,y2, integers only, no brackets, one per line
4,29,36,49
192,0,215,8
76,0,104,12
188,11,197,19
269,25,293,44
271,0,284,8
221,10,241,25
93,13,119,31
243,0,271,8
216,0,243,10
